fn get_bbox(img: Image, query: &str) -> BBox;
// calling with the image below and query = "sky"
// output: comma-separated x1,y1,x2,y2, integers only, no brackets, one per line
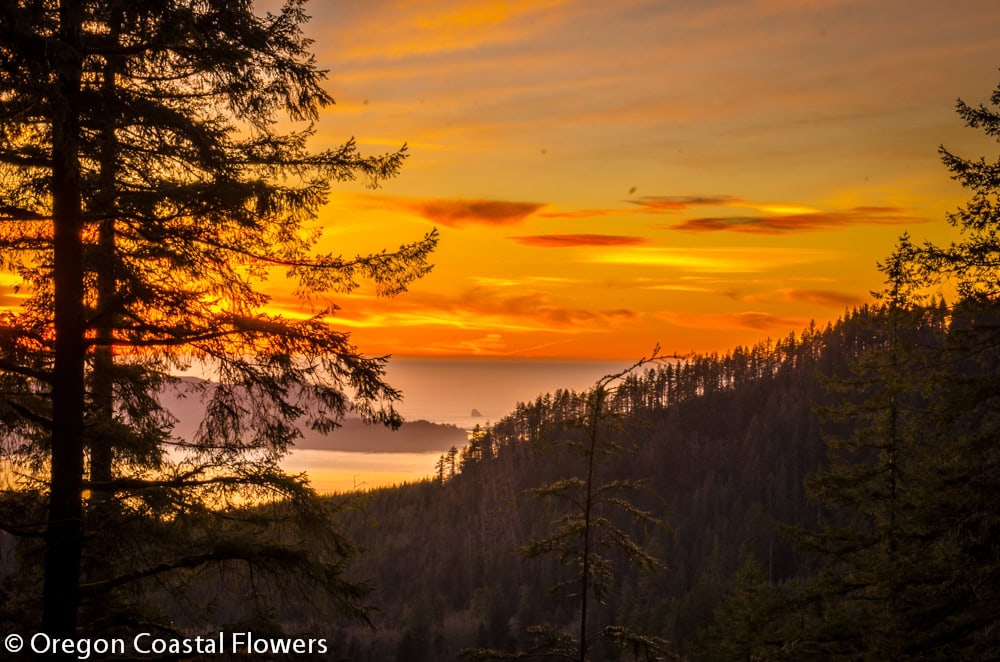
248,0,1000,361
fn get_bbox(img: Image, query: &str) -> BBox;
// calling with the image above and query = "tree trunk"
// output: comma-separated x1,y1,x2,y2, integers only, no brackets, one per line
43,0,86,636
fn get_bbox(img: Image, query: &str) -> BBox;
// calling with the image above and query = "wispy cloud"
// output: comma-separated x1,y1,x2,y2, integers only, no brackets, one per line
783,288,864,307
353,194,544,227
326,0,569,61
413,199,544,227
470,275,582,286
662,311,811,331
628,195,743,212
509,234,650,248
663,206,925,234
306,286,639,334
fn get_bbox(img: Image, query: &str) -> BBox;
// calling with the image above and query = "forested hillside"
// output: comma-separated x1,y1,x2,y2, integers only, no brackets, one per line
324,309,893,660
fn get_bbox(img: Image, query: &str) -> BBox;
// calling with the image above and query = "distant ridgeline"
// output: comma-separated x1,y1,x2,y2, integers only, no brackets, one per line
321,302,980,661
158,378,467,453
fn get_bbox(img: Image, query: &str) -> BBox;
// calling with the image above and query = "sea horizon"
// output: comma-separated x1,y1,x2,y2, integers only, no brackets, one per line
285,356,637,492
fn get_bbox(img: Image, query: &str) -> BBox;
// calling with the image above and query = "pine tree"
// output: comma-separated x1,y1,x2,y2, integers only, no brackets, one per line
892,76,1000,659
0,0,436,635
698,556,784,662
771,75,1000,661
462,350,671,662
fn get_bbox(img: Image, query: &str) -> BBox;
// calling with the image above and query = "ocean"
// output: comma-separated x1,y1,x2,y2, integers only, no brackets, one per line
284,357,632,493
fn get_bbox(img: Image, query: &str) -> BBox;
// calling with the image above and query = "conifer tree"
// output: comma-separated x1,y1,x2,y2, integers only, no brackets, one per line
462,350,671,662
698,556,784,662
0,0,436,635
765,75,1000,661
778,241,938,659
891,76,1000,659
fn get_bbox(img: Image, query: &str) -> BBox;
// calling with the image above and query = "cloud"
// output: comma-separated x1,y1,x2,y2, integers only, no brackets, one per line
534,196,815,221
642,284,712,293
628,195,743,212
509,234,651,248
784,288,864,307
310,285,639,334
535,208,629,220
326,0,569,61
353,194,545,227
415,333,511,356
663,311,810,331
410,198,544,227
730,312,810,330
664,206,925,234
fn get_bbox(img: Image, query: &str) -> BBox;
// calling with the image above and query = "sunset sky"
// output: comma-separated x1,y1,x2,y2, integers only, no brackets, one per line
255,0,1000,361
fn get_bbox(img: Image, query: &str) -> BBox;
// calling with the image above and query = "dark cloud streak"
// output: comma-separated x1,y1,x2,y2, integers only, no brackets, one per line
413,199,544,227
628,195,743,212
357,194,545,227
664,207,925,234
509,233,650,247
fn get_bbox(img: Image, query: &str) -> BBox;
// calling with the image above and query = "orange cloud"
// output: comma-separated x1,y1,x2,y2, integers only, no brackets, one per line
357,194,544,227
509,234,650,248
663,311,811,332
587,246,836,272
664,206,925,234
306,286,639,335
439,288,638,327
328,0,568,60
413,199,544,227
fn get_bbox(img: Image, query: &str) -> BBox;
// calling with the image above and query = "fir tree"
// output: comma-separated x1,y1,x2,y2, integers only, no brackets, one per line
0,0,436,635
462,349,672,662
766,73,1000,661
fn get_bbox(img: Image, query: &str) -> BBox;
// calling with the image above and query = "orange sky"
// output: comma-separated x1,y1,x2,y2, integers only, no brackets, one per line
6,1,1000,362
271,0,1000,359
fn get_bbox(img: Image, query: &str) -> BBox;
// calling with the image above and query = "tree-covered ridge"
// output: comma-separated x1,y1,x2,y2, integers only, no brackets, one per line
329,307,900,660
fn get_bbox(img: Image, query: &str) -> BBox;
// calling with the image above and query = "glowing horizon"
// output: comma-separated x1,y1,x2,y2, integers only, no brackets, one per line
259,0,1000,360
4,1,1000,362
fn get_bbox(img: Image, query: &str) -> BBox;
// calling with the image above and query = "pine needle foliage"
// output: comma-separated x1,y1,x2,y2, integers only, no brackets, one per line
737,73,1000,662
0,0,436,636
463,348,673,662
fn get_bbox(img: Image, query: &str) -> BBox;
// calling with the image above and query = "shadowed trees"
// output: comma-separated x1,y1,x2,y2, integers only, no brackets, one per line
462,351,671,662
0,0,436,635
703,73,1000,661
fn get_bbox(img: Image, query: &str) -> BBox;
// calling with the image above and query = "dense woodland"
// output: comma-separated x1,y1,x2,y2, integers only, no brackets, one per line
319,309,913,660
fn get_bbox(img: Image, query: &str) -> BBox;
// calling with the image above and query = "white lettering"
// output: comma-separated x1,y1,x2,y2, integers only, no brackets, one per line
29,634,123,661
133,633,151,654
30,633,52,654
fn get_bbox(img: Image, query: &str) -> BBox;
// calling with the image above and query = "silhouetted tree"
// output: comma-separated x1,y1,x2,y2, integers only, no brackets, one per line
0,0,436,635
759,74,1000,661
463,349,672,662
